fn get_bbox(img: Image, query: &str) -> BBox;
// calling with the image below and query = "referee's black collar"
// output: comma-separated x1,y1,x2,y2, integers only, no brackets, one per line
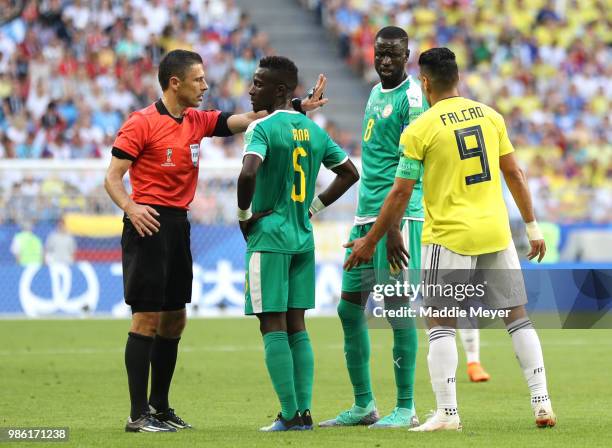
155,99,184,124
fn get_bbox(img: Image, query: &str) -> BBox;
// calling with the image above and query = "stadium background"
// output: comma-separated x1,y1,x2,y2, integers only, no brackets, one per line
0,0,609,318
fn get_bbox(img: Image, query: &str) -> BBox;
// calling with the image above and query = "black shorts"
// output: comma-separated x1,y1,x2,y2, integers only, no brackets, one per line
121,205,192,313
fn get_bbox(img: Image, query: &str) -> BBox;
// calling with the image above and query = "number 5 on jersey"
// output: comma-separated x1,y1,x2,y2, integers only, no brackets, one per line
292,147,307,202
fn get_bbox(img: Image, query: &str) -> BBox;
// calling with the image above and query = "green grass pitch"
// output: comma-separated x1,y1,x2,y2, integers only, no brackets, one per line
2,318,611,447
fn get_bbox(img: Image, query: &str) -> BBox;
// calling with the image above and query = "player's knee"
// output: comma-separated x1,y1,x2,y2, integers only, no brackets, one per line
158,309,187,338
160,320,185,339
502,305,528,327
130,312,161,337
287,317,305,335
337,297,365,325
341,290,366,306
286,308,306,334
258,312,286,335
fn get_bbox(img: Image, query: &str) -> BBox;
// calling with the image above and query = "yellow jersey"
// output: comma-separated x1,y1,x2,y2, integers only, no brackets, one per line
398,96,513,255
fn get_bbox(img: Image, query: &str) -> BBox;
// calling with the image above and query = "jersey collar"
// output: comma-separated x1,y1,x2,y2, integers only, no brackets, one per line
379,75,411,93
155,99,184,124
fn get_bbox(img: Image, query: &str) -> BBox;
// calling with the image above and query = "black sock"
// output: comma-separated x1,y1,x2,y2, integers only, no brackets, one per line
149,335,180,412
125,332,154,421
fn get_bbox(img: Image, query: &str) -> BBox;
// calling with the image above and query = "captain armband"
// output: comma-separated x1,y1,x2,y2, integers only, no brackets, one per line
395,156,422,180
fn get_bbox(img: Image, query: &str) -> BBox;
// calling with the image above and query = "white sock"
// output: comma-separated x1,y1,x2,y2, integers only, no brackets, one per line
458,328,480,364
428,326,458,416
506,317,550,409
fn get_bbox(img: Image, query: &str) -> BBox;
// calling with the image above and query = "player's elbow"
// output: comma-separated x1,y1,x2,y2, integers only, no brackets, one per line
335,159,360,185
238,168,257,185
390,183,412,202
345,162,360,185
103,171,116,195
503,166,525,185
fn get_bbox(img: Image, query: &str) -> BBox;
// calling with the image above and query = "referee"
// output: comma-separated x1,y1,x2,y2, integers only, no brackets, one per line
104,49,326,433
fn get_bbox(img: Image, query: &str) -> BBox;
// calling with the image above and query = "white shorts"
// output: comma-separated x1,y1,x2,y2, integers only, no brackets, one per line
421,242,527,310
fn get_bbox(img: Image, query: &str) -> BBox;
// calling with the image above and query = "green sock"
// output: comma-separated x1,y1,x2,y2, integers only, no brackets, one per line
391,326,418,409
263,331,298,420
338,299,373,408
288,331,314,413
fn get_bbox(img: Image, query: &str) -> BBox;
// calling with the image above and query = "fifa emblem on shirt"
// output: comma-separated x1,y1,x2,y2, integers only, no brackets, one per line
161,148,175,167
190,144,200,167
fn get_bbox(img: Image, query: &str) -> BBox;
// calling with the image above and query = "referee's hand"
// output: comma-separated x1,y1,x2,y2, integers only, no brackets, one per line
301,74,329,112
126,203,160,237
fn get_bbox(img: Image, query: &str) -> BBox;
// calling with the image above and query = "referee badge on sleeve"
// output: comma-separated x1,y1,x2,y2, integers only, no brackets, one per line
190,144,200,167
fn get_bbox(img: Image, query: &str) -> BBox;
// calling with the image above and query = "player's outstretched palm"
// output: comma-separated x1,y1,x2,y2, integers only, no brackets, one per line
527,239,546,263
239,210,273,242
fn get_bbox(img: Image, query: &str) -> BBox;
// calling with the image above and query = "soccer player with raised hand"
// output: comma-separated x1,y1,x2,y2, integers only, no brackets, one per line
345,47,556,431
319,26,428,429
238,56,359,431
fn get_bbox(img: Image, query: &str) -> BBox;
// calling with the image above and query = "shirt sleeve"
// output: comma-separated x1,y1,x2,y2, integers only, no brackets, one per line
192,109,222,139
112,113,148,159
401,81,428,128
323,134,349,169
396,154,423,180
398,128,425,161
212,112,232,137
243,121,268,161
496,113,515,156
111,147,136,161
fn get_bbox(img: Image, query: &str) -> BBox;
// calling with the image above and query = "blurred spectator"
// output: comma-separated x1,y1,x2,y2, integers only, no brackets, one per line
0,0,279,164
45,217,77,264
10,221,43,266
0,0,609,225
304,0,611,224
15,132,42,158
26,79,50,119
44,133,71,159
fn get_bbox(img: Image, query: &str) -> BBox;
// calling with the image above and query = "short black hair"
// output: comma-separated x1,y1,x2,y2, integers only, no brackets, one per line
418,47,459,91
375,26,408,42
258,56,298,92
158,49,203,91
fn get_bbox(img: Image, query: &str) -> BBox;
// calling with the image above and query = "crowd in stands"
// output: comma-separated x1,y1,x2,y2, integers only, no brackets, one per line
0,0,609,224
0,0,274,161
302,0,611,222
0,0,353,226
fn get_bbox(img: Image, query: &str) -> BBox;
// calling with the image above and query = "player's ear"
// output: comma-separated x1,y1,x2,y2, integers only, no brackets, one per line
420,73,429,92
169,75,181,91
276,83,287,99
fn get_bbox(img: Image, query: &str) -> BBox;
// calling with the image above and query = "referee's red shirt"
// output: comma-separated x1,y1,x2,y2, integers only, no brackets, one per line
113,100,221,210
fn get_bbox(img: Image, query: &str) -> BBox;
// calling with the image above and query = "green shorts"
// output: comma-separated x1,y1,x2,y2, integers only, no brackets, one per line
245,250,315,315
342,219,423,293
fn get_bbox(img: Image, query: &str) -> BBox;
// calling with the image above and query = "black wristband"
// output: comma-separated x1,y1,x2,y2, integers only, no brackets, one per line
291,97,306,115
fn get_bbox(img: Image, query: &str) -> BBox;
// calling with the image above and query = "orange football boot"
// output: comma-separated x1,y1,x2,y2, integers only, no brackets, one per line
467,362,491,382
